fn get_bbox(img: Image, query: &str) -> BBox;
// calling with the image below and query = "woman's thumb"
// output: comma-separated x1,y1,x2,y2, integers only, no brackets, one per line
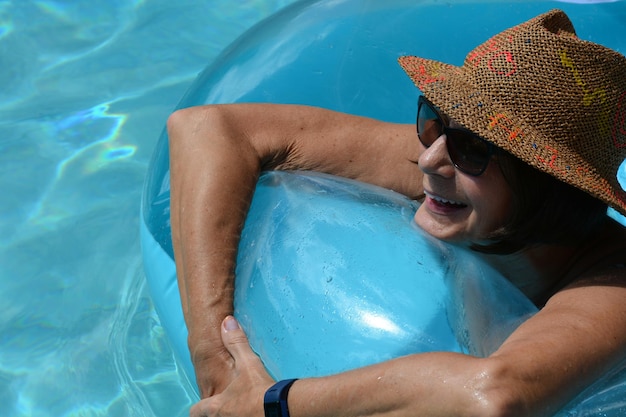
221,316,255,362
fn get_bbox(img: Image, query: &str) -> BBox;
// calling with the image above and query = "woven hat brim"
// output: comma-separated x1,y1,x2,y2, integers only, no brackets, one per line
398,55,626,217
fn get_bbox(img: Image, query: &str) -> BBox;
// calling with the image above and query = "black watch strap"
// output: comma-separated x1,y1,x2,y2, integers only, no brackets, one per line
264,379,298,417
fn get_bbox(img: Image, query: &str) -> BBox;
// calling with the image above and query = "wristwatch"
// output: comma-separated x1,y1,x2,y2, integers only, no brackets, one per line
264,379,298,417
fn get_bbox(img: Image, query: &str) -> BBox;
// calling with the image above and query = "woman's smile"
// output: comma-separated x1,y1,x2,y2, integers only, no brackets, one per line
415,134,513,243
423,190,468,212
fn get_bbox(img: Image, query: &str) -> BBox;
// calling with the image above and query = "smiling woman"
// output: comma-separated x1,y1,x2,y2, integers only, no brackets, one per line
141,1,626,416
414,96,515,245
415,94,611,256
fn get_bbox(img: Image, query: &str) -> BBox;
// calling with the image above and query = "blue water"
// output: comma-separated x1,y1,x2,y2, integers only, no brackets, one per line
0,1,297,416
3,1,626,417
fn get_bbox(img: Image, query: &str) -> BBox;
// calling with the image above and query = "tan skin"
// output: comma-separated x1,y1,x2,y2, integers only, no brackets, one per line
167,103,626,417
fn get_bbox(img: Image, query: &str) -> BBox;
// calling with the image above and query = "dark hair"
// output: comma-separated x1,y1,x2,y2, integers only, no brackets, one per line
472,150,609,254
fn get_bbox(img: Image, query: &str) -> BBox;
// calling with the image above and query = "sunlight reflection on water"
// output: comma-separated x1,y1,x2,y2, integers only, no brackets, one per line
0,1,298,416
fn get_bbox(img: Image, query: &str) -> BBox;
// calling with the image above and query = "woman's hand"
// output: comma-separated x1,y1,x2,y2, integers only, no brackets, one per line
190,316,275,417
190,336,237,398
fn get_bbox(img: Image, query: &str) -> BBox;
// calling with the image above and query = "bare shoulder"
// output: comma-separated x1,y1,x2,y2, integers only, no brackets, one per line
487,225,626,411
536,221,626,347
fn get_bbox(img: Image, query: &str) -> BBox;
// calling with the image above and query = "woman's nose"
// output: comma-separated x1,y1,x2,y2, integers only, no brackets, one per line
418,135,455,177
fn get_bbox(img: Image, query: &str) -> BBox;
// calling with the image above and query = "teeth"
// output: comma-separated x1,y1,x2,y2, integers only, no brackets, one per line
424,191,465,206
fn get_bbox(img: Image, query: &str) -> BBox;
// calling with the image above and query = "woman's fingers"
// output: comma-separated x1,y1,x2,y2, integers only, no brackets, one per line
221,316,259,366
188,316,273,417
221,316,275,386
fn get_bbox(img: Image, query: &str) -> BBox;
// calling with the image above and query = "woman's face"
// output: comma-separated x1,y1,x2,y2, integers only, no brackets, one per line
414,130,514,244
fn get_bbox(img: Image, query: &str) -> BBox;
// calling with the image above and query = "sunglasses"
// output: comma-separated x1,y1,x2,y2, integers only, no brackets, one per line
417,96,494,176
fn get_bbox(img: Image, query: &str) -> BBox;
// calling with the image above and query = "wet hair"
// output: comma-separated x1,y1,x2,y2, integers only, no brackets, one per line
472,149,609,255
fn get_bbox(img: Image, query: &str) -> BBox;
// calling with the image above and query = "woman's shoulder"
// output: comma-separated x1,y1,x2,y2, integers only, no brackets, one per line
535,220,626,303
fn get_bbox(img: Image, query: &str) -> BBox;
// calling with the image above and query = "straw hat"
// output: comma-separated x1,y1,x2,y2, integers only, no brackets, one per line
398,9,626,217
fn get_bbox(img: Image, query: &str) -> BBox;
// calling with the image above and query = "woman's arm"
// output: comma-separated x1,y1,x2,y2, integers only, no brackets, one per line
192,269,626,417
167,103,421,397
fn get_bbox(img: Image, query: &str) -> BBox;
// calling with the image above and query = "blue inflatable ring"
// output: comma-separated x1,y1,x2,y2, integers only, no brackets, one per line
141,1,626,415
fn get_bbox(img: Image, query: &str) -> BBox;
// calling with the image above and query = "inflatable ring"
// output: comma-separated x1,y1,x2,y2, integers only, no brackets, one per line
141,0,626,414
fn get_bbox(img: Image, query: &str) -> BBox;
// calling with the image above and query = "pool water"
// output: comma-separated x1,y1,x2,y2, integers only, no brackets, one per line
3,1,626,417
0,1,297,416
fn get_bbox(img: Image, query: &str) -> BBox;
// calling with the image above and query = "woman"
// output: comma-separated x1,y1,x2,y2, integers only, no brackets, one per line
167,10,626,417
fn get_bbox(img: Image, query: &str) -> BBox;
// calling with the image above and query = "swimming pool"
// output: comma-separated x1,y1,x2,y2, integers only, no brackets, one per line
0,1,297,416
3,1,626,417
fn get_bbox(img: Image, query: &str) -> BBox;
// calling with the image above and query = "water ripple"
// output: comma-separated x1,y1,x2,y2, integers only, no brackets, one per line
0,1,302,416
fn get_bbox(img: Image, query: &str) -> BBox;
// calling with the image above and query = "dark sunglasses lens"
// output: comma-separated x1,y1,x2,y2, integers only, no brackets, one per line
447,132,491,175
417,101,442,146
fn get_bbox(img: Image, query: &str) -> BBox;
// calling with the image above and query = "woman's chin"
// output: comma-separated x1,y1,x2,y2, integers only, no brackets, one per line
413,208,468,243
